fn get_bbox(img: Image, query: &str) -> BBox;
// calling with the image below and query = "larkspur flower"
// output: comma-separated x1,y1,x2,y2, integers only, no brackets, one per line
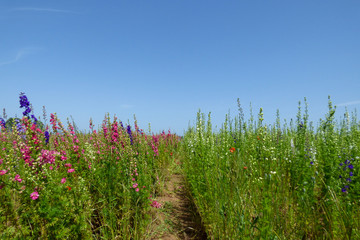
14,174,22,183
19,93,32,117
30,191,39,200
44,131,50,144
150,200,162,208
31,114,38,124
127,125,133,145
0,117,5,128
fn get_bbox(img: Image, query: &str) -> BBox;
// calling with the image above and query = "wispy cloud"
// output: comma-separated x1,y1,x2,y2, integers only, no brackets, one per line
0,48,39,66
11,7,78,14
336,100,360,107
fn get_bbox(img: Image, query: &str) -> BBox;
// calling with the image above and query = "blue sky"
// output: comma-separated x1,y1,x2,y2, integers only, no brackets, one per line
1,1,359,134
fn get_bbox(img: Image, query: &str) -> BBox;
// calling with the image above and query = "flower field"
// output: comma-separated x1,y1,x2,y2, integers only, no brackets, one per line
1,94,359,239
0,93,180,239
181,98,360,239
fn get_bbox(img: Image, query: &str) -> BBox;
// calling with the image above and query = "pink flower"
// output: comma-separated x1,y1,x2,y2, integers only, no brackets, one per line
14,174,22,183
0,170,7,175
30,191,39,200
132,183,138,188
150,200,162,208
135,188,139,192
68,168,75,173
61,178,66,184
64,163,72,168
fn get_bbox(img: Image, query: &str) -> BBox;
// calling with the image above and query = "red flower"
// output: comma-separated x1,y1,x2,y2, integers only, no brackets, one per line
243,166,247,170
170,152,173,156
229,147,236,153
66,186,71,191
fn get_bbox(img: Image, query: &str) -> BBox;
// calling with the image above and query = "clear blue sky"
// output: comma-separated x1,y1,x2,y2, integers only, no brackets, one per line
1,1,359,134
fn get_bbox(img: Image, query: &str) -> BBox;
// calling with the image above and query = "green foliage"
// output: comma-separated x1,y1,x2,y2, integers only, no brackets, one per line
181,99,360,239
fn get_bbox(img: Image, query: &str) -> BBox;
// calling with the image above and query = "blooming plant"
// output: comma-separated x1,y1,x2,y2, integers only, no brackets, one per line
0,92,181,239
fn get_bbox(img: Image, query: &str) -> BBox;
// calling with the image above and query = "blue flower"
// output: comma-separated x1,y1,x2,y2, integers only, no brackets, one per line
19,93,31,117
19,93,30,108
349,172,353,176
348,164,354,170
0,118,5,128
127,125,133,145
44,131,50,144
31,114,38,124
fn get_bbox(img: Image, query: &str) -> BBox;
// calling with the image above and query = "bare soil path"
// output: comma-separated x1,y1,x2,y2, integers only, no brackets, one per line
148,171,207,240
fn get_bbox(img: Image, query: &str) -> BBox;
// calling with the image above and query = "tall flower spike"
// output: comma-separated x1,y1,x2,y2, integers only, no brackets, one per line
19,92,31,117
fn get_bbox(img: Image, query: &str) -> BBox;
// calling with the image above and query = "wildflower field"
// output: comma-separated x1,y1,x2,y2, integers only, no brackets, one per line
1,93,359,239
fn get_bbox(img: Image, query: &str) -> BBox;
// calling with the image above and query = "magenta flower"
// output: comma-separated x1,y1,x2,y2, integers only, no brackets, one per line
68,168,75,173
61,178,66,184
30,191,39,200
14,174,22,183
0,170,7,175
135,188,139,192
150,200,162,208
64,163,72,168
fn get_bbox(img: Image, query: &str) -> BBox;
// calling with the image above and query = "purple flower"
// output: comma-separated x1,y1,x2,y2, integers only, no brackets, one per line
44,131,50,144
31,114,38,124
349,172,353,176
348,164,354,170
0,118,5,128
19,93,31,117
127,125,133,145
19,93,30,109
342,188,347,193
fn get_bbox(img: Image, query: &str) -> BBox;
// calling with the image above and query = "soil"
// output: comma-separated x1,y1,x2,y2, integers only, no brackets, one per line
148,172,207,240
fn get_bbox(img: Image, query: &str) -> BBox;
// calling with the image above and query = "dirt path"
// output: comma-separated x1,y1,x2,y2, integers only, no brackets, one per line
148,172,207,240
